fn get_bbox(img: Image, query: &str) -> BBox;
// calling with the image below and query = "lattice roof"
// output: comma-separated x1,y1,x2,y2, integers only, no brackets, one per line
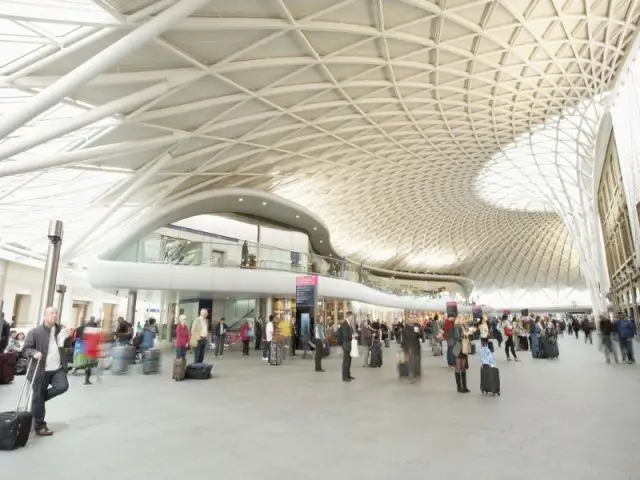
0,0,639,295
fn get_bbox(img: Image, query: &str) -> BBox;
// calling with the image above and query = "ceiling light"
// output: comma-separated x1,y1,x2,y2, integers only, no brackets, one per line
313,226,317,231
295,214,300,218
319,240,324,244
262,201,267,206
238,198,243,202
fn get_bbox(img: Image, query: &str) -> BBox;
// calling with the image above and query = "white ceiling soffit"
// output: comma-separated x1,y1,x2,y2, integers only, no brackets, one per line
0,0,639,293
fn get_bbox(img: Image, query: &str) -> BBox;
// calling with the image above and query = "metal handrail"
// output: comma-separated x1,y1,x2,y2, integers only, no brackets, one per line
119,234,466,302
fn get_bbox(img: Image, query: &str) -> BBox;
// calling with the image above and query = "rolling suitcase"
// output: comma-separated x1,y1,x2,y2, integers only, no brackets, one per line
270,342,282,366
322,340,330,357
480,364,500,396
173,357,187,381
0,357,39,450
0,351,18,384
469,343,476,355
141,349,160,374
369,342,383,368
432,342,443,356
111,344,134,375
544,338,559,359
186,362,213,380
397,352,409,378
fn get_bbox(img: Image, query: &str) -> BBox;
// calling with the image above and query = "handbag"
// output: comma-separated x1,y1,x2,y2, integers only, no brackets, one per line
350,338,359,358
462,336,471,355
452,342,462,356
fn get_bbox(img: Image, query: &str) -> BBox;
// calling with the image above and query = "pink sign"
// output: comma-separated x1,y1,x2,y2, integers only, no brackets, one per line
296,275,318,287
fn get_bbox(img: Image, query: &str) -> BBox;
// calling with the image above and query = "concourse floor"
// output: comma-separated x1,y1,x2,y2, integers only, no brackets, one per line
1,336,639,480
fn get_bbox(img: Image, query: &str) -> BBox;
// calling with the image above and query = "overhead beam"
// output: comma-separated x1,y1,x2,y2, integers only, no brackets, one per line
0,0,210,141
0,74,201,163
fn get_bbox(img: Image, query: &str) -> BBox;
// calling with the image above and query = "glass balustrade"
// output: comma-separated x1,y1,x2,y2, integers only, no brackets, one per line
115,233,466,303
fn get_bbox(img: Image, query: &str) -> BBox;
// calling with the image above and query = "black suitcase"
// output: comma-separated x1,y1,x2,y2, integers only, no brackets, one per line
186,363,213,380
398,361,409,378
470,343,476,355
543,339,559,359
480,365,500,395
369,343,383,368
0,358,38,450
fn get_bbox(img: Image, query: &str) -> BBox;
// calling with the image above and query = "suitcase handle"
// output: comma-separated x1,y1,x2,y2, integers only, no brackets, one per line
16,357,41,412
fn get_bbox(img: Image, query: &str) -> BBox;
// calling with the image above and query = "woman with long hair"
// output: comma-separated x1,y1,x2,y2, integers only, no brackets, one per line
453,315,474,393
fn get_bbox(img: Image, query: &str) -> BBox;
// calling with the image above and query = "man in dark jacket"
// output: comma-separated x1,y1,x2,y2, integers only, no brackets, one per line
402,320,422,383
22,306,70,437
337,312,355,382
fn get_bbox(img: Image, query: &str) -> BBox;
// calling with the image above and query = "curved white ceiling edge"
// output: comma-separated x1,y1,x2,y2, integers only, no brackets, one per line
86,259,591,313
86,259,470,312
95,187,474,290
97,188,336,260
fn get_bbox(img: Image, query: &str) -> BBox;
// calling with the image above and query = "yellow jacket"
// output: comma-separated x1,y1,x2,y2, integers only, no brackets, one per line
280,321,292,337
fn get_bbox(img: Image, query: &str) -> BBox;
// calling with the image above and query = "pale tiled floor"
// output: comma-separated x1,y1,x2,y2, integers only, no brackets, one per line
0,336,638,480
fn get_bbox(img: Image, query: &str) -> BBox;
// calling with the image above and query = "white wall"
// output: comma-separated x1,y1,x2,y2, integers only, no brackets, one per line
0,260,125,328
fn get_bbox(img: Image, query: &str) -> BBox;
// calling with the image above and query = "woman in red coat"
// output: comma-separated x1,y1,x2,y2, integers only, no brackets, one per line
175,315,190,359
240,321,251,356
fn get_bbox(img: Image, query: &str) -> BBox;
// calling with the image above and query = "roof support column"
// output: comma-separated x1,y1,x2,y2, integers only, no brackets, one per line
0,0,210,140
62,152,174,260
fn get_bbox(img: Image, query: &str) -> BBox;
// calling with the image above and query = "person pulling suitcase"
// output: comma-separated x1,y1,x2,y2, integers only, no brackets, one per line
480,341,500,396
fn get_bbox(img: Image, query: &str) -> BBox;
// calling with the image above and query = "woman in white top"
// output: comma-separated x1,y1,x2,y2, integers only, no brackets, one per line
479,315,490,347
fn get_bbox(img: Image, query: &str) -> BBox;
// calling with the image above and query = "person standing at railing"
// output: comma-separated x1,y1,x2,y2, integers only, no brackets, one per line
241,240,249,267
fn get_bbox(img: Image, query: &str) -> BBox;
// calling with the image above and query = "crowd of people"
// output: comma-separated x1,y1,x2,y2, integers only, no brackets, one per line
1,305,638,444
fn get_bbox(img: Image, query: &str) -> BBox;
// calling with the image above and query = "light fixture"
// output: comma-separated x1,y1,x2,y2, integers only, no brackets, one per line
313,226,317,231
319,240,324,244
238,198,244,202
295,214,300,218
262,201,267,206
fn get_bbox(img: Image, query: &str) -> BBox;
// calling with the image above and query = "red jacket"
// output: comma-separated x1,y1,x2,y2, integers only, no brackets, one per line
175,324,190,348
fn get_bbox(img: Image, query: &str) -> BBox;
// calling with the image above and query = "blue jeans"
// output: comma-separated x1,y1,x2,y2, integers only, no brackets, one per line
176,347,187,359
194,339,206,363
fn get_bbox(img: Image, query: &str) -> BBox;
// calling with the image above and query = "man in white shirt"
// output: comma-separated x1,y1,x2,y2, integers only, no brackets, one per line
263,315,274,362
22,306,70,437
190,309,209,363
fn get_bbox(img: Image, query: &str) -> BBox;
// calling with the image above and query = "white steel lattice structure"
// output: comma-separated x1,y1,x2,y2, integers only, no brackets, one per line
1,0,640,309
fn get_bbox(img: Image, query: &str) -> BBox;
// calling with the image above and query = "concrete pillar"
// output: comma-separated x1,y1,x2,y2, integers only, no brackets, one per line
159,290,167,340
90,291,103,320
266,296,273,319
37,220,63,322
126,289,137,325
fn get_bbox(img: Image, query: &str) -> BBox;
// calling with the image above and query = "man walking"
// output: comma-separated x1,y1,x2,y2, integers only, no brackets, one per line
337,311,355,382
314,316,325,372
22,306,70,437
213,317,226,358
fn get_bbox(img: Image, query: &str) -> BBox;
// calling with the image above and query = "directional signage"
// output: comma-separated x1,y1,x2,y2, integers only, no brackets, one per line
296,275,318,308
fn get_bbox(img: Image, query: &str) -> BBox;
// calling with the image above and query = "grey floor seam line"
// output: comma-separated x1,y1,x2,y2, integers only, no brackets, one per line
0,336,638,480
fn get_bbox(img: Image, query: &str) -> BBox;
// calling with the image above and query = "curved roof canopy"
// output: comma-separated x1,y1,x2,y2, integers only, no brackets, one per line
0,0,639,300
